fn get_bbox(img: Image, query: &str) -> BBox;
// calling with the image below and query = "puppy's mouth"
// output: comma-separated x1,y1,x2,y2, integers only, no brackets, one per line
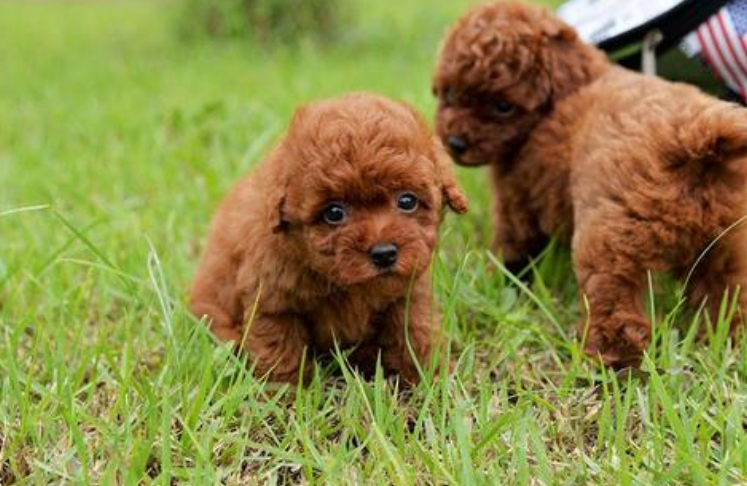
356,264,421,293
375,266,396,275
371,265,412,282
453,146,494,167
354,263,411,283
443,141,489,167
332,268,402,289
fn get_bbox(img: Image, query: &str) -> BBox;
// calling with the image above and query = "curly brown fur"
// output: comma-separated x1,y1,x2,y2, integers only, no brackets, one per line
190,93,468,383
433,1,747,367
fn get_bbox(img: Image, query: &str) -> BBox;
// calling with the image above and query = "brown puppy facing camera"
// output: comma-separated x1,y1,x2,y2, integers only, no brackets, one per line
190,92,468,383
433,1,747,367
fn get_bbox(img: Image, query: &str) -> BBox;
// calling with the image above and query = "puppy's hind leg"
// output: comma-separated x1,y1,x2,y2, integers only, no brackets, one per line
493,199,548,278
573,225,651,368
190,250,244,342
685,231,747,334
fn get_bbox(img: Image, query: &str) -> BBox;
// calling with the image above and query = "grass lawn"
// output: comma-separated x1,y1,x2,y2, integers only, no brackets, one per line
3,0,747,484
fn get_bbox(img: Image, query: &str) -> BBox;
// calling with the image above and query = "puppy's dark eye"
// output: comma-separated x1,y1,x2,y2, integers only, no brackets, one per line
321,203,347,225
493,100,516,117
396,192,419,213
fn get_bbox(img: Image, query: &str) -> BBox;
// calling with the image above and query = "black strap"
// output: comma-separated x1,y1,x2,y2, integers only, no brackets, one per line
598,0,730,56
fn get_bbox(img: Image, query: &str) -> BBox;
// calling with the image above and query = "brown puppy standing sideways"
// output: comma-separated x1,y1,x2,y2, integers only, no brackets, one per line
433,1,747,367
190,93,468,383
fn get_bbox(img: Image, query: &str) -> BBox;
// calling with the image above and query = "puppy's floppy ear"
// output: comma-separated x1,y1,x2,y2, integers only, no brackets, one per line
271,106,311,234
266,145,294,234
273,193,290,233
536,9,602,102
433,137,468,214
539,12,577,43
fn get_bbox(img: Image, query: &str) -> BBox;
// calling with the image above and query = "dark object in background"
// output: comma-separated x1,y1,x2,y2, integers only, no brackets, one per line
558,0,747,103
656,49,737,101
558,0,728,60
177,0,347,45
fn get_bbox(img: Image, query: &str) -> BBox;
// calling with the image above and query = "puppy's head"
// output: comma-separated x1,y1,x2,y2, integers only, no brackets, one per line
273,93,468,288
432,1,586,166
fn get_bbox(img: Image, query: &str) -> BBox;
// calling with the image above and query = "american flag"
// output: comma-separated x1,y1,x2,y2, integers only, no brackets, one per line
684,0,747,101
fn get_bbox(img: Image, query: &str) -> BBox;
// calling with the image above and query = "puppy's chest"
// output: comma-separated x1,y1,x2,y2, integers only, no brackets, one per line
308,293,391,350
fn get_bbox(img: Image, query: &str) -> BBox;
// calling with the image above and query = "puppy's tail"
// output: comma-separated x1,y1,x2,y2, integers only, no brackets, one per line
672,102,747,179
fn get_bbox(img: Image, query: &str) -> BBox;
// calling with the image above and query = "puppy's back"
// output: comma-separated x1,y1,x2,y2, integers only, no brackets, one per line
576,68,747,181
567,68,747,252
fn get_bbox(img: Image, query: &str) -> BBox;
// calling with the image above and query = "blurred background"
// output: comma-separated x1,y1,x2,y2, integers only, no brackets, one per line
0,0,560,287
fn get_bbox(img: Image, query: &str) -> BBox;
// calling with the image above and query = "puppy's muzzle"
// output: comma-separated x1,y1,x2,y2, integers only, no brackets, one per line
447,135,469,156
369,243,399,270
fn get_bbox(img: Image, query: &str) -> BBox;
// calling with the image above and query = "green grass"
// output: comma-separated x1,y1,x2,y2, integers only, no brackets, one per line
2,0,747,484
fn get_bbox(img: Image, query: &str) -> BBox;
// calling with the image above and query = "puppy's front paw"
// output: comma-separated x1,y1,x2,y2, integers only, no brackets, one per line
581,312,651,369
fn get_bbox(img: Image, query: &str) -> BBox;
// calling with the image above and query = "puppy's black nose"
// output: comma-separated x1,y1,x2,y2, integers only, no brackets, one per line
370,243,399,269
447,135,469,155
